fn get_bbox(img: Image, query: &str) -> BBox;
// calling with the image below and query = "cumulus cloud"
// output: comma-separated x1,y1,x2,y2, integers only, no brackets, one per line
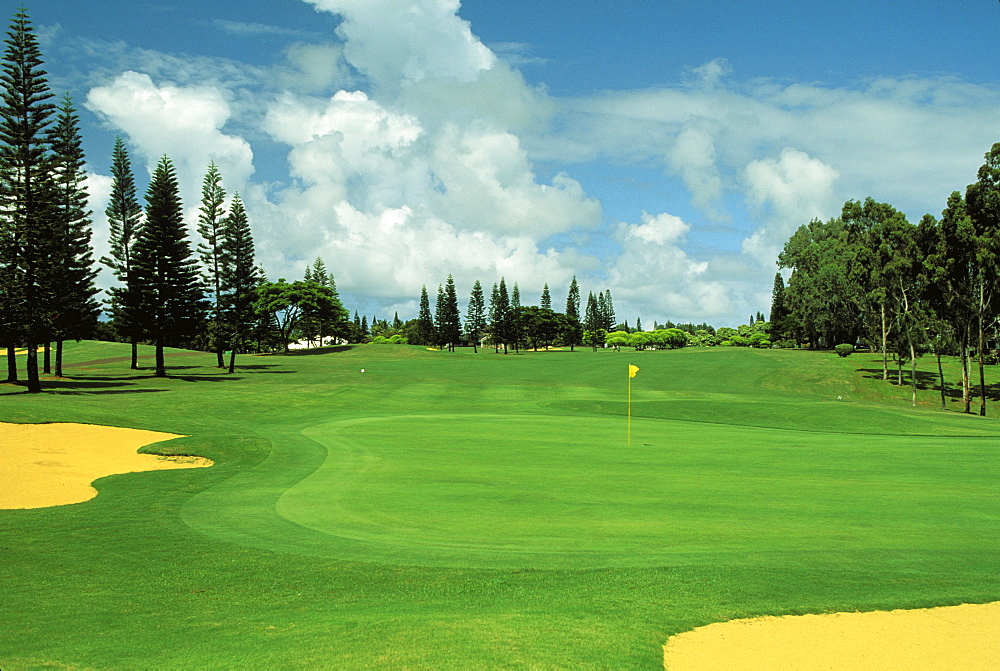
608,212,731,323
305,0,495,94
741,148,839,264
86,71,255,197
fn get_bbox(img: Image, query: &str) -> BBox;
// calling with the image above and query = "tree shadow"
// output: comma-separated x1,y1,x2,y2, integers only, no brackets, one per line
856,367,1000,402
281,345,355,355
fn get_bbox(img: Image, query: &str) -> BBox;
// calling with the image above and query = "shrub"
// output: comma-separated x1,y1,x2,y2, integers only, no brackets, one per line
834,343,854,357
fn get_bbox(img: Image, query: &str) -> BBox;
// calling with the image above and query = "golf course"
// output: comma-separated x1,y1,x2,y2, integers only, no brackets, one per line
1,341,998,668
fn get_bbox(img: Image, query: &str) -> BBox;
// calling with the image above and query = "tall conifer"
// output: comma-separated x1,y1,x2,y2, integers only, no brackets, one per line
0,8,57,392
132,156,206,377
48,94,99,376
101,136,144,369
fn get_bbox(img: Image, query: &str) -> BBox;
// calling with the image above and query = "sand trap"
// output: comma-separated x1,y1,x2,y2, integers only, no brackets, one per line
0,422,212,509
663,601,1000,670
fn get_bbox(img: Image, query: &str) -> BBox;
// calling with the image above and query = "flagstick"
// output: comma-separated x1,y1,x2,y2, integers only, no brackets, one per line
627,373,632,447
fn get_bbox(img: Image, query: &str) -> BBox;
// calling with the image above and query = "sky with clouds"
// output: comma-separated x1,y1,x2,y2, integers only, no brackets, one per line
22,0,1000,327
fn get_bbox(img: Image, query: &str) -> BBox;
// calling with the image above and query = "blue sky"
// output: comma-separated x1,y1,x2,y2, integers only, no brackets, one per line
20,0,1000,327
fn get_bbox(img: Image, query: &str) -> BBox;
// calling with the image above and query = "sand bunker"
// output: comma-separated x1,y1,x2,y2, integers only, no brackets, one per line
0,422,212,509
663,601,1000,670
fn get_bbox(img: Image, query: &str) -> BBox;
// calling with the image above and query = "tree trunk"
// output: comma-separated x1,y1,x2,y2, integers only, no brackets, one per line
26,343,41,393
961,341,971,414
936,350,946,411
5,342,17,382
131,340,138,370
43,341,50,374
228,333,238,374
155,342,166,377
979,314,987,417
881,304,889,380
55,339,63,377
909,340,917,407
217,343,225,368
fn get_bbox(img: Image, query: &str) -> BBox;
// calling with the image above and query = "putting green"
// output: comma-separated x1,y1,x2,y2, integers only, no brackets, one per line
184,412,998,570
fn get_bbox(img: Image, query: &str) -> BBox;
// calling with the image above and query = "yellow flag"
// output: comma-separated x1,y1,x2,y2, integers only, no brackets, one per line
628,364,639,378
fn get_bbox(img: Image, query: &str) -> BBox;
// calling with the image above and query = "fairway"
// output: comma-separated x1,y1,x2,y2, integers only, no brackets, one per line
2,342,999,668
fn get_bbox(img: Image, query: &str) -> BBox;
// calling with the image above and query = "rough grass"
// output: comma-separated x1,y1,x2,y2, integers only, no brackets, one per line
0,342,998,668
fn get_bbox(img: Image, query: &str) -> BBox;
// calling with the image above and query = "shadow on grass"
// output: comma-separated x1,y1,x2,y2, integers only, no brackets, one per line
280,345,355,356
857,367,1000,402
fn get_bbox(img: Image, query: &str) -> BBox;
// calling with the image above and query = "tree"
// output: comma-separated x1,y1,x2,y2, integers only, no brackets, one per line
922,192,977,412
47,94,99,377
219,193,261,373
255,279,347,352
603,289,616,330
520,306,560,350
465,279,486,353
416,285,435,346
540,283,551,310
132,156,207,376
490,278,512,353
100,137,144,369
584,291,600,332
564,276,581,351
438,275,462,351
0,7,58,392
965,142,1000,416
197,162,227,367
769,273,787,343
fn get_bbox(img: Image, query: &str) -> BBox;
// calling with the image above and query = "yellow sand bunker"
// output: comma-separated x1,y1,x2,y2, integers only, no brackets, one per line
663,601,1000,670
0,422,212,509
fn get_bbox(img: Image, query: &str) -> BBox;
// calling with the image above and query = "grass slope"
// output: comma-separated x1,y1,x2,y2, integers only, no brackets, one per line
0,343,998,668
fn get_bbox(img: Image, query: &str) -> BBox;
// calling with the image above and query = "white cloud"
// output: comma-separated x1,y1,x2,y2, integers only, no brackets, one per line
85,71,255,199
741,148,839,264
608,211,731,323
305,0,495,94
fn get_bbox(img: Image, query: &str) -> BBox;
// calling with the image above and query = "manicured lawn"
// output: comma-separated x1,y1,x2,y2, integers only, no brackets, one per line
1,343,998,668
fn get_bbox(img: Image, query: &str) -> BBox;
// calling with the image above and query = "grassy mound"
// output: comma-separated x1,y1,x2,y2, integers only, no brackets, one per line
1,342,998,667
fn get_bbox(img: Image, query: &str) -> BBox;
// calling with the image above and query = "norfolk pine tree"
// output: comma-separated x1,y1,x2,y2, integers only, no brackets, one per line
101,137,144,369
465,279,486,352
48,94,99,377
220,193,261,373
416,285,435,345
132,156,206,377
0,7,58,392
198,162,227,367
564,275,581,351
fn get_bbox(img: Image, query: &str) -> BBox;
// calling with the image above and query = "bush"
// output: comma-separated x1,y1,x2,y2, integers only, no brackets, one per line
834,343,854,357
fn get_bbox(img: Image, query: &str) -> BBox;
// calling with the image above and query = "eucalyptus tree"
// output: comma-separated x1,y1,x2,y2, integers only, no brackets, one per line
197,162,228,367
101,137,144,369
0,8,58,392
964,142,1000,416
132,156,207,377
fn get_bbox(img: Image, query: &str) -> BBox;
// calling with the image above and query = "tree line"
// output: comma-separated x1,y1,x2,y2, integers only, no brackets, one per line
772,142,1000,414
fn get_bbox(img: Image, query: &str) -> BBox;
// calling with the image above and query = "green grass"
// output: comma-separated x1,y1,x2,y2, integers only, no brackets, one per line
1,343,998,668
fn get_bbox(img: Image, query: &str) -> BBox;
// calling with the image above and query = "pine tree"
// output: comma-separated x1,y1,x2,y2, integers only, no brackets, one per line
603,289,616,330
770,272,787,341
635,317,642,332
466,279,486,353
100,136,144,369
197,162,227,367
47,94,99,377
219,193,261,373
540,283,551,310
439,274,462,351
584,291,600,331
416,285,435,345
0,8,57,392
564,276,581,351
132,155,206,377
493,278,512,354
510,281,523,352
